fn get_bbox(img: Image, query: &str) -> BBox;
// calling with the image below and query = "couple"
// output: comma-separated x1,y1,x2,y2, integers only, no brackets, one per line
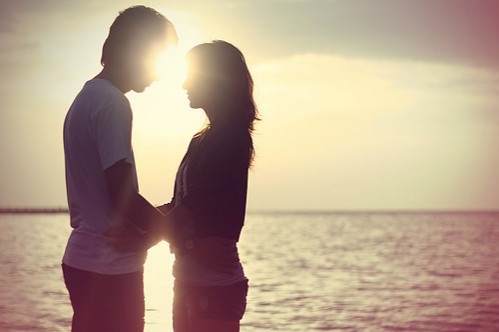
62,6,258,332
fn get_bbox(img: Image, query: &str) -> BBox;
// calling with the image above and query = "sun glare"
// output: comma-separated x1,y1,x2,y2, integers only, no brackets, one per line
138,20,206,325
129,16,206,135
156,47,187,88
157,15,204,88
144,242,174,331
128,15,208,205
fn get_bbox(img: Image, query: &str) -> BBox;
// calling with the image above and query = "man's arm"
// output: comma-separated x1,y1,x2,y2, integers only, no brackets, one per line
105,163,239,270
105,159,172,243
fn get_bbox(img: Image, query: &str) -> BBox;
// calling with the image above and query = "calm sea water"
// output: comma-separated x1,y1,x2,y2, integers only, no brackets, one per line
1,212,499,332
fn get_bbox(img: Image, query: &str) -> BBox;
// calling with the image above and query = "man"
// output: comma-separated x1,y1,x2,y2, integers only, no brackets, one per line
61,6,175,332
62,6,233,332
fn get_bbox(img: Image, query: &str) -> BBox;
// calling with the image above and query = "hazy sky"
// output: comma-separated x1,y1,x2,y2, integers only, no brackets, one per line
1,0,498,211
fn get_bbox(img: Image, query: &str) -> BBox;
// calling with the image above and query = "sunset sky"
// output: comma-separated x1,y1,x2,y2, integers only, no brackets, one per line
1,0,498,211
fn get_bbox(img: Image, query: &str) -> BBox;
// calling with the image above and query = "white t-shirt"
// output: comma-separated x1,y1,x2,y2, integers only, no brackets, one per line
62,78,146,275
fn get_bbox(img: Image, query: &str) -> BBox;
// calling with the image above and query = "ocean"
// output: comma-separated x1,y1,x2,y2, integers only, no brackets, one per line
1,212,499,332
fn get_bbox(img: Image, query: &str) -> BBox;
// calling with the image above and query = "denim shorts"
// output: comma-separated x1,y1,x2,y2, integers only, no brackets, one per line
62,264,145,332
173,278,248,327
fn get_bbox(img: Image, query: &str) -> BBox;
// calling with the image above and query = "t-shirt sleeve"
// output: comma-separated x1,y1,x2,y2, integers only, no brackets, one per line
94,100,134,171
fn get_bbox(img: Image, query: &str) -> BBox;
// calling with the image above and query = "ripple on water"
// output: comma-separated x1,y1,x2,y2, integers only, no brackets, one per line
1,212,499,332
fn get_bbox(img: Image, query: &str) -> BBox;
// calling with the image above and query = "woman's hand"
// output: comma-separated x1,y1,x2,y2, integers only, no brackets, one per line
105,223,160,253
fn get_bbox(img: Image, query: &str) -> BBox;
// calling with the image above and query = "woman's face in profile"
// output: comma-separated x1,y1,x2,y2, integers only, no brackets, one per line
182,58,216,110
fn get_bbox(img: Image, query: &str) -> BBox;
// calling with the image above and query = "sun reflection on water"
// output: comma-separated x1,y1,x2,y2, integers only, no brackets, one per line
2,213,499,331
143,241,175,332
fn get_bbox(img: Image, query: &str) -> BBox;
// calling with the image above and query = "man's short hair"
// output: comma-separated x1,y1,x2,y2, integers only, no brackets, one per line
101,5,177,66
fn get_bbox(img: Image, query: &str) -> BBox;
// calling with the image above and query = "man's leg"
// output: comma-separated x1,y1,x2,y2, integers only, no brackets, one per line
62,264,145,332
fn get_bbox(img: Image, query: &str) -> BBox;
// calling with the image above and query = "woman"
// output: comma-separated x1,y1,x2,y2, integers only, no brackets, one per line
165,40,259,332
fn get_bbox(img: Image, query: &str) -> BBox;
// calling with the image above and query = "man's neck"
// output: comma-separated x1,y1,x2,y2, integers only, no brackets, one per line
95,66,131,93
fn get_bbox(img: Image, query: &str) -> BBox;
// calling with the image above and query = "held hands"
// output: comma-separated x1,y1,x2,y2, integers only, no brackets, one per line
105,202,241,274
106,203,171,252
106,225,241,273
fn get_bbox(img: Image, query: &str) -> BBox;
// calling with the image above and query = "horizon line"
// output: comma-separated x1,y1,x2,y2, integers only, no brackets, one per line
1,207,499,215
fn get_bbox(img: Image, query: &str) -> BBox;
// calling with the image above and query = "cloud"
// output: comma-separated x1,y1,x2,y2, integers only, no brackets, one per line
248,53,499,210
3,0,499,69
7,0,499,69
169,0,499,69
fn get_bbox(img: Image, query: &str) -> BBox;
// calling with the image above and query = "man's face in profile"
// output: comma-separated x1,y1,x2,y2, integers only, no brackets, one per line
127,40,166,93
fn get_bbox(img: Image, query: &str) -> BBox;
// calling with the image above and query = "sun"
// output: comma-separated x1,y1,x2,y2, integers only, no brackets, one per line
128,16,208,214
130,14,205,114
155,15,205,89
130,16,204,115
128,15,207,152
155,49,187,89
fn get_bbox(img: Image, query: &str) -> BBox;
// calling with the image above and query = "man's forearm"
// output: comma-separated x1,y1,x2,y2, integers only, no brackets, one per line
105,160,172,242
125,192,163,229
123,192,173,242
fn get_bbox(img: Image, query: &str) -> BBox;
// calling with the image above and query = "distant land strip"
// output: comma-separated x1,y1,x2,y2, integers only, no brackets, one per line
0,207,69,214
1,208,498,215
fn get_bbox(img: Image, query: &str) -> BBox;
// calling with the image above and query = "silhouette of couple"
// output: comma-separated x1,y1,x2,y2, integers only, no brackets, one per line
62,6,258,332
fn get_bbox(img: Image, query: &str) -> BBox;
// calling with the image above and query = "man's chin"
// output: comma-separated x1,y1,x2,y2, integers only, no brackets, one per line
132,81,154,93
132,86,147,93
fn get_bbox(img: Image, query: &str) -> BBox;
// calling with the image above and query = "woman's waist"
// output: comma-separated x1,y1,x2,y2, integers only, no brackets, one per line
172,250,245,286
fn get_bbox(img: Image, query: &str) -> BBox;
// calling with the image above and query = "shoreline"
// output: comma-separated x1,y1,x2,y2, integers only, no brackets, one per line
0,208,69,214
1,208,498,215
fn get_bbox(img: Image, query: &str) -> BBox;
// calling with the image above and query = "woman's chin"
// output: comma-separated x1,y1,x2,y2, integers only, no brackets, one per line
188,101,201,109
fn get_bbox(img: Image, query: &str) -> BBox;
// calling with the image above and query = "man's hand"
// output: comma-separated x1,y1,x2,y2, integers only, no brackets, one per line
190,236,241,273
105,160,169,236
105,224,160,253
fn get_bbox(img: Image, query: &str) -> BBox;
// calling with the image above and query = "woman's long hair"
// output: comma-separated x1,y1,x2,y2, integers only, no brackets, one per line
187,40,259,166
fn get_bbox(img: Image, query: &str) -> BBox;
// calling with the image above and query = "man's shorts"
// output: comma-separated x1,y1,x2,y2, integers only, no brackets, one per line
62,264,145,332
